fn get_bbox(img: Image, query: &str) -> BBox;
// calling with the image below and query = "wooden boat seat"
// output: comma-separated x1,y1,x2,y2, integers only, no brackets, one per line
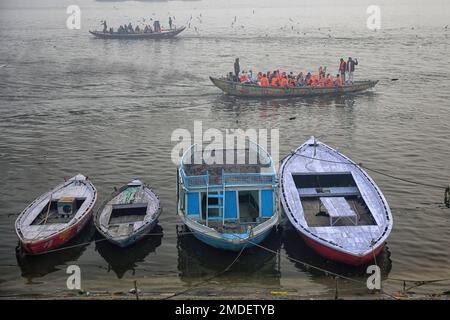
298,186,360,198
320,196,358,226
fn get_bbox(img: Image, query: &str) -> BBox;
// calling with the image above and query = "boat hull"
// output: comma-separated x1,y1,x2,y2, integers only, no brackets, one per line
210,77,378,98
89,27,185,39
189,226,274,251
18,208,93,255
300,231,384,266
105,219,159,248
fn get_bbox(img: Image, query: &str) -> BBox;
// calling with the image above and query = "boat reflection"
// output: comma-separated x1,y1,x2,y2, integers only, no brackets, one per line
95,224,163,279
176,226,282,286
282,222,392,286
16,220,96,282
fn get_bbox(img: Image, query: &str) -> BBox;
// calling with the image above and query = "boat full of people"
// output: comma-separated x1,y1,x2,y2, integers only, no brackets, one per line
89,20,185,39
210,57,378,98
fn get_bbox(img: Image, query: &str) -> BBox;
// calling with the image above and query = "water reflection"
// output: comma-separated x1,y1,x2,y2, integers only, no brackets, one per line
16,220,95,282
282,222,392,288
95,225,163,279
176,226,282,286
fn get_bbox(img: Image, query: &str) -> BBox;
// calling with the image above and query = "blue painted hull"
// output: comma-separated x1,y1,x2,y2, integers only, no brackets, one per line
189,227,274,251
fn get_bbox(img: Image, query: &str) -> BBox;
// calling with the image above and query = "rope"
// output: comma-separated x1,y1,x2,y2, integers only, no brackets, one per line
162,245,246,300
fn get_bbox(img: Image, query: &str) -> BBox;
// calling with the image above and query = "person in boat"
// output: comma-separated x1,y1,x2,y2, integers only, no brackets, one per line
234,58,240,80
102,20,107,33
326,74,334,86
339,58,347,83
271,72,279,87
305,72,312,86
239,71,249,83
135,25,140,33
335,74,343,87
296,72,304,86
346,57,358,84
128,22,134,33
310,74,318,87
260,73,268,87
153,20,161,32
169,16,173,30
279,73,288,87
226,72,234,81
257,72,263,82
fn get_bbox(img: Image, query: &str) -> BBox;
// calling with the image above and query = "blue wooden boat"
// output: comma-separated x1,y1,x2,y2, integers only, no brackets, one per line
94,179,161,247
177,140,279,251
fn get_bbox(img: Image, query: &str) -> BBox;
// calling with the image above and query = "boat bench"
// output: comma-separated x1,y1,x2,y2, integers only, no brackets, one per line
298,186,360,198
319,196,358,226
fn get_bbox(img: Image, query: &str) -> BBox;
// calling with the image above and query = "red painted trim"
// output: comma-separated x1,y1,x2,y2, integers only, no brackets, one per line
301,233,384,266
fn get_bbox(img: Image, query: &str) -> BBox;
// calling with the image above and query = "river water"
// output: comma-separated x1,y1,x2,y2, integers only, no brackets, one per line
0,0,449,298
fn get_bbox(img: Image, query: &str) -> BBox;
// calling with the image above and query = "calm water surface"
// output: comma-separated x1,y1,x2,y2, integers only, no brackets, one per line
0,0,449,298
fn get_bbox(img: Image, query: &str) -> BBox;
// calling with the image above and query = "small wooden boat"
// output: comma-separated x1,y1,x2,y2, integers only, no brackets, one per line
89,26,185,39
177,139,279,251
15,174,97,255
279,137,393,266
210,77,378,98
94,180,161,247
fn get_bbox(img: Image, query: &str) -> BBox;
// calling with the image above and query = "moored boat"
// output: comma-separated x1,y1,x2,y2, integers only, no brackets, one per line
279,137,393,266
94,179,161,247
177,140,279,251
15,174,97,255
89,26,186,39
210,76,378,98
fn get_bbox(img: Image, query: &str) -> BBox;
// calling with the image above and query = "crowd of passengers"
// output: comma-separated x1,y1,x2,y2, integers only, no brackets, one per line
227,57,358,88
101,18,174,34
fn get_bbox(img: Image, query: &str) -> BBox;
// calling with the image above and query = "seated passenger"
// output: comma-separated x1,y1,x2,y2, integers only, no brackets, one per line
239,71,249,83
335,74,343,87
260,74,268,87
326,74,333,86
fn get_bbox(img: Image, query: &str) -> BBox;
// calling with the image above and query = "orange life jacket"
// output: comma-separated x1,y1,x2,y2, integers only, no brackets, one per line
310,75,317,87
337,77,343,87
271,77,278,87
261,77,268,87
240,74,248,82
326,77,333,86
280,77,288,87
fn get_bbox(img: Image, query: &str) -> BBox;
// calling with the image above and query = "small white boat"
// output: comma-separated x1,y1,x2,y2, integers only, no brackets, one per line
15,174,97,255
94,180,161,247
279,137,393,266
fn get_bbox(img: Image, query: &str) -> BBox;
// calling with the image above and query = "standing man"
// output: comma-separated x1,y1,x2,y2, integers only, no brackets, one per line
169,17,173,29
346,57,358,83
102,20,107,33
234,58,240,82
339,58,347,83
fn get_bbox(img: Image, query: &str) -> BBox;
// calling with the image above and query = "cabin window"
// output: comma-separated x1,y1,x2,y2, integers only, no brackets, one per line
238,190,259,223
